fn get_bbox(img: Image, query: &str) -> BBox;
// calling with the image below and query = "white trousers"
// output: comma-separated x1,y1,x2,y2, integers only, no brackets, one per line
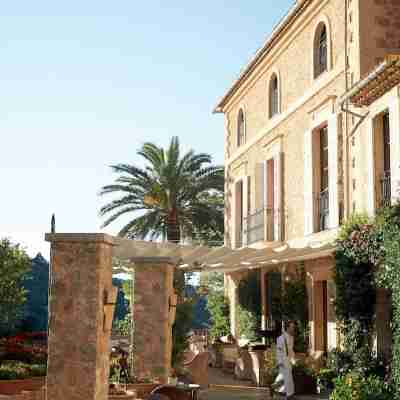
274,364,294,397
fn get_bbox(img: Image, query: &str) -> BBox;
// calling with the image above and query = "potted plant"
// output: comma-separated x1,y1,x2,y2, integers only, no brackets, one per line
292,362,316,395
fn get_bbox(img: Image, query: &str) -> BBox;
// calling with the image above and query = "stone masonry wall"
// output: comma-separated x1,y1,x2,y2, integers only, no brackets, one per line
224,0,346,243
133,259,175,383
45,234,115,400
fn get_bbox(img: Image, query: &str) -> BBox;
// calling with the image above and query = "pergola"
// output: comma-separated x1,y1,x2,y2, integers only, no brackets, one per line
344,55,400,108
44,232,335,400
112,236,335,275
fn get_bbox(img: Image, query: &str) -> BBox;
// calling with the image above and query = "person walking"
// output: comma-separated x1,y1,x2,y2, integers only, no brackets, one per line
274,321,296,399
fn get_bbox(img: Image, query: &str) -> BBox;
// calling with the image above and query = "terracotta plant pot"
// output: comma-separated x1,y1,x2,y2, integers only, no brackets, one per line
0,377,46,395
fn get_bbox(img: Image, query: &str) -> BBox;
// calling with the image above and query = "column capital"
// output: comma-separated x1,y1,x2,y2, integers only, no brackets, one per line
45,233,115,246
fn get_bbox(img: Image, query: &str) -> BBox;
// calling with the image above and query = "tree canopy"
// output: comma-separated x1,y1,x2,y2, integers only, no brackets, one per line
0,238,31,335
99,136,224,243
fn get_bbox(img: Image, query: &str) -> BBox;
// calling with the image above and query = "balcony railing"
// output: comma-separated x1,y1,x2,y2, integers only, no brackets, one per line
380,172,391,207
314,190,329,232
244,209,265,245
243,208,281,245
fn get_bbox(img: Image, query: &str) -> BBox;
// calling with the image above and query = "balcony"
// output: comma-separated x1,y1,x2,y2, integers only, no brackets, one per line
380,172,391,207
314,190,329,232
244,208,280,245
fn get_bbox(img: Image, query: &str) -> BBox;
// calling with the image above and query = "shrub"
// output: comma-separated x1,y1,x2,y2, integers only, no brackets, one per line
326,349,353,376
28,364,47,377
330,372,394,400
316,368,336,392
237,305,260,342
0,362,46,380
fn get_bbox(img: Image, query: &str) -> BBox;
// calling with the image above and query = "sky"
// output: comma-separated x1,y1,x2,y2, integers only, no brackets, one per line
1,0,294,259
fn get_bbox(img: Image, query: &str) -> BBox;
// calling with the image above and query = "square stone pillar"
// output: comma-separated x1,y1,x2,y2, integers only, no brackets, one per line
132,257,175,383
45,233,116,400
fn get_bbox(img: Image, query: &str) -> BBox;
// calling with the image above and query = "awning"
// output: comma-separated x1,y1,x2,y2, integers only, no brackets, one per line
342,55,400,108
112,236,336,274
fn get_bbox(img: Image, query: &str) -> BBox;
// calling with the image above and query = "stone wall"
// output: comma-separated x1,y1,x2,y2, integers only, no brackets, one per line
132,258,175,383
45,234,115,400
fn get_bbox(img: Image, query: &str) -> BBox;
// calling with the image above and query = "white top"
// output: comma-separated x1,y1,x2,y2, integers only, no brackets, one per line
276,332,295,368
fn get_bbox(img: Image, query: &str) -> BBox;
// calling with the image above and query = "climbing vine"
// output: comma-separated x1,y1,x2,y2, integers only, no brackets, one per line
334,206,400,395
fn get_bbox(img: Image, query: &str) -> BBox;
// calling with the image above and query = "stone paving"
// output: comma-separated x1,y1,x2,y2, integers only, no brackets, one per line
202,389,329,400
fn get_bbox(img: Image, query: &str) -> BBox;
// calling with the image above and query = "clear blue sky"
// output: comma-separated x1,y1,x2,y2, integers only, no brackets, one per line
1,0,294,258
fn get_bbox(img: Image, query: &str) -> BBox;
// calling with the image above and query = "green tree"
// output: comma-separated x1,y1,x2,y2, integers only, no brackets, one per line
205,272,230,340
99,136,224,243
0,238,31,335
22,253,49,332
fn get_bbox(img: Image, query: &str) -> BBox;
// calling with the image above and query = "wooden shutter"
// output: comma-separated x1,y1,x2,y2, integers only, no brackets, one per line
327,114,340,228
304,130,314,235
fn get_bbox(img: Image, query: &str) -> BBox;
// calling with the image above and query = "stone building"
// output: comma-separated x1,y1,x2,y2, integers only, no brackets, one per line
214,0,400,357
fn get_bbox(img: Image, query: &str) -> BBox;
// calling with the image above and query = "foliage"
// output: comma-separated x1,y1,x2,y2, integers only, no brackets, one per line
99,136,224,243
332,206,400,397
206,291,230,340
374,203,400,395
237,271,261,341
0,362,46,380
21,254,49,332
330,372,394,400
1,335,47,364
281,266,309,352
262,344,278,385
0,239,31,335
237,305,260,342
316,368,337,392
326,349,354,376
334,215,378,375
204,272,230,340
113,313,132,337
172,300,194,368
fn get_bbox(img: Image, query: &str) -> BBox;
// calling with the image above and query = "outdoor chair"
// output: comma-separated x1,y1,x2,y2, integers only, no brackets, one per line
182,351,209,387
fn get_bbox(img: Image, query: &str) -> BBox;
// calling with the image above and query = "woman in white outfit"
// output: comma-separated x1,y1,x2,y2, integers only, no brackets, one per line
274,321,296,399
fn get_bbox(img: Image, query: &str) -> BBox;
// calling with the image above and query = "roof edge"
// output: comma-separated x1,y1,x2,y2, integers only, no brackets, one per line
213,0,312,114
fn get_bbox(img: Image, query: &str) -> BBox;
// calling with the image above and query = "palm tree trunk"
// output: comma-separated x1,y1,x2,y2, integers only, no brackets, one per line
167,209,180,244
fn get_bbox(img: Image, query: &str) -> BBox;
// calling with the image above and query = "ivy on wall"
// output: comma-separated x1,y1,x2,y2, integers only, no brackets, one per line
334,206,400,395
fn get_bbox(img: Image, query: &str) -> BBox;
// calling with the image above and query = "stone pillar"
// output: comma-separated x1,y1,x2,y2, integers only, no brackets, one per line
45,233,116,400
132,257,175,383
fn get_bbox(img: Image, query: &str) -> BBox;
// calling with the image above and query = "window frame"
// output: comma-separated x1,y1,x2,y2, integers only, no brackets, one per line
237,108,246,147
313,19,331,80
269,73,280,119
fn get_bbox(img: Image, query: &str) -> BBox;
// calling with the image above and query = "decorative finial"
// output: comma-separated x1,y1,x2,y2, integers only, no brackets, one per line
51,214,56,234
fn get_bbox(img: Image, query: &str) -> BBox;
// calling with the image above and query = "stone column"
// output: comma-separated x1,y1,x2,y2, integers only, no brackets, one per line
132,257,175,383
45,233,116,400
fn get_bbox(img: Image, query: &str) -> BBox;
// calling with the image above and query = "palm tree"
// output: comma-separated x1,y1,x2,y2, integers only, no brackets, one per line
99,137,224,244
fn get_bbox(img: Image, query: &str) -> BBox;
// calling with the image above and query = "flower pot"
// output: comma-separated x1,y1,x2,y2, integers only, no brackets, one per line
0,377,46,395
294,374,316,395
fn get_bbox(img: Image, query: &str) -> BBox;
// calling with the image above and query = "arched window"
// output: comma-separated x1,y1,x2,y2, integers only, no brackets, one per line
269,74,279,118
237,109,245,147
314,23,328,78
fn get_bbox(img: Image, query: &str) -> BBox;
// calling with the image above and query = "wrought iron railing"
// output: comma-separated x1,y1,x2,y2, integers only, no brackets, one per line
243,208,281,245
244,209,265,245
380,172,391,207
314,190,329,232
